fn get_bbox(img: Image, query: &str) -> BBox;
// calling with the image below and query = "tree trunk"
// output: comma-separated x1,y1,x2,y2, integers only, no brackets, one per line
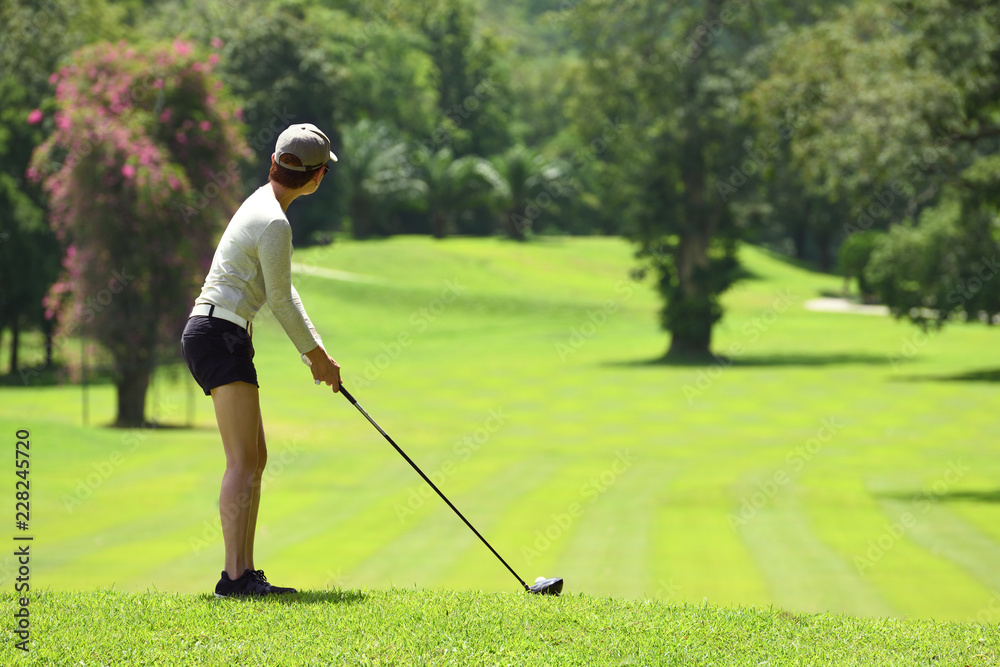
662,232,716,361
431,210,448,239
115,368,150,427
505,206,528,241
666,316,713,359
9,316,19,375
791,221,808,261
816,231,832,272
44,323,54,368
350,197,371,240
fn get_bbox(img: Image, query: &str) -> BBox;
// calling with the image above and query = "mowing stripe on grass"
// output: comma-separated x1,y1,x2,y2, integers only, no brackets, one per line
553,459,660,598
735,474,896,617
345,457,565,591
878,498,1000,598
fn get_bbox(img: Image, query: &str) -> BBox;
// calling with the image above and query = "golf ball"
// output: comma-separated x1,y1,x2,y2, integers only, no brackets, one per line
535,576,546,584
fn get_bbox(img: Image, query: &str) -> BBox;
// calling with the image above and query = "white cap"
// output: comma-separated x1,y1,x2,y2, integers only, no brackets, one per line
274,123,338,171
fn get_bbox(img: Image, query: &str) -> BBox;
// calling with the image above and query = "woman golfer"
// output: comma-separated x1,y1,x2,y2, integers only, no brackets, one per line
181,123,342,597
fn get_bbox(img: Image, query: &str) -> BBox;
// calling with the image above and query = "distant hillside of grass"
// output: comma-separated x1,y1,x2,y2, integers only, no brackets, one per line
2,236,1000,627
2,589,996,666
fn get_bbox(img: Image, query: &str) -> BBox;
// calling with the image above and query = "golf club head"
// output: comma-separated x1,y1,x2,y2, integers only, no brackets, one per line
528,577,563,596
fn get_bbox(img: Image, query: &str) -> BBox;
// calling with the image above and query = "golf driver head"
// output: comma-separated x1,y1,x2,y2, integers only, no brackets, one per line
528,577,563,595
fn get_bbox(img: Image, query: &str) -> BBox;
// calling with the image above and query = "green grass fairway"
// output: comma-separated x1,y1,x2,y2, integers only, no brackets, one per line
2,589,997,666
2,236,999,624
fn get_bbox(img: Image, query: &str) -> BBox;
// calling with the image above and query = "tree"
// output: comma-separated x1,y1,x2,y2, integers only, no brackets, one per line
410,0,513,158
30,40,250,426
752,0,1000,327
0,0,120,376
339,119,423,239
491,144,575,240
411,146,508,238
838,230,885,299
568,0,770,359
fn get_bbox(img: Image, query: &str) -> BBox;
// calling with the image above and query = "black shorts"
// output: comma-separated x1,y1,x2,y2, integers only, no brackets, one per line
180,316,258,396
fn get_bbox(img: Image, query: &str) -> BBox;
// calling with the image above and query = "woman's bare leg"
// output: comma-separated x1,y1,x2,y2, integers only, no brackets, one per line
210,381,261,580
244,410,267,572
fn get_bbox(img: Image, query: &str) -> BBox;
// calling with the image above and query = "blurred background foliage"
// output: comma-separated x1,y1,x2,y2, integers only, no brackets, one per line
1,0,998,419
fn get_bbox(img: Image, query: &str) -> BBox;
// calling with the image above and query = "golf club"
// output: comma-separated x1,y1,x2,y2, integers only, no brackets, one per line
304,357,562,595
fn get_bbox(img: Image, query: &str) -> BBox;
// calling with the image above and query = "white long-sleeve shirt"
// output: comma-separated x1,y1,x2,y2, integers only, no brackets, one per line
195,184,322,355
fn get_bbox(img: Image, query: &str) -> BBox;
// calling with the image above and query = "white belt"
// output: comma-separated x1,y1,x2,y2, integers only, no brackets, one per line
190,304,251,332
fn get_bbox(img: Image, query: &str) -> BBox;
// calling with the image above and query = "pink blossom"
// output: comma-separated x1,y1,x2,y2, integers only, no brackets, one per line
48,72,58,85
173,39,192,56
122,164,136,179
27,109,43,124
199,120,212,132
234,108,244,121
167,174,181,191
175,132,188,144
153,79,165,89
160,108,172,123
211,37,223,49
191,61,203,72
207,53,220,66
55,113,70,130
26,167,38,181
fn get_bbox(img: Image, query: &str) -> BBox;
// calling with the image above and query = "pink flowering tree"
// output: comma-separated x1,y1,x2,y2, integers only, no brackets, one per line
31,40,250,426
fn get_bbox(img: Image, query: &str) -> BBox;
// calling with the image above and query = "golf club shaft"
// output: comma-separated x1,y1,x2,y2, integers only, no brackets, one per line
338,384,530,591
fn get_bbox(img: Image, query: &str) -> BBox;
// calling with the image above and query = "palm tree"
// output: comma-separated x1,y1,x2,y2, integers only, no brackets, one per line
339,120,423,238
411,146,508,239
491,145,576,240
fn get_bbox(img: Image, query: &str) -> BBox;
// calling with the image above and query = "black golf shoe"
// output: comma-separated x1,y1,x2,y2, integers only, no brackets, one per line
253,570,297,594
214,568,274,598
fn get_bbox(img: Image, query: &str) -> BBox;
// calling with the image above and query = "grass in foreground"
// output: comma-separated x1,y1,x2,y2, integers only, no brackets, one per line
2,589,997,666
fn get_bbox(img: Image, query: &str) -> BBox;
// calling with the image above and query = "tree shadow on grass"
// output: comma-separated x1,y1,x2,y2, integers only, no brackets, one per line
605,352,893,368
875,489,1000,504
197,589,367,605
893,368,1000,383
